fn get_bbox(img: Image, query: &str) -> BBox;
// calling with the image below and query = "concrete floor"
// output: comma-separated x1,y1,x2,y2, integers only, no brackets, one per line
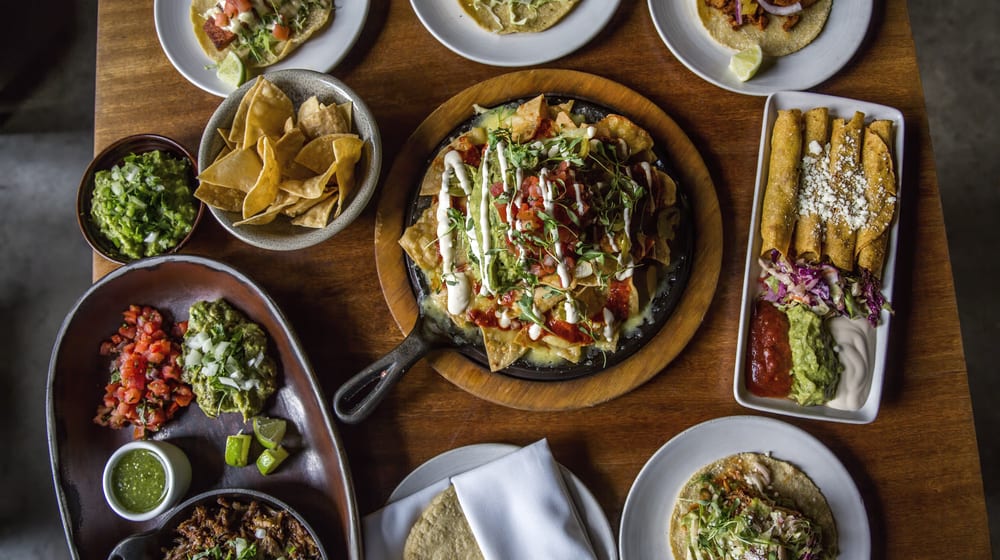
0,1,995,557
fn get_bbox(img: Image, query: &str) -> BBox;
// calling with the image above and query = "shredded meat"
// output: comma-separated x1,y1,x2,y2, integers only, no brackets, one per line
203,19,236,51
162,497,322,560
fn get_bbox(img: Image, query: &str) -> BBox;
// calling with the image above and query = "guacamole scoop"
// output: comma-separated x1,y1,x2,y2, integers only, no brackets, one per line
786,304,842,406
182,299,277,419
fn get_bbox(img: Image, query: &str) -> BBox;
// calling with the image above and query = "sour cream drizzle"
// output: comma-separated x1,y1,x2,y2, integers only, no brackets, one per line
478,144,495,295
438,151,474,314
602,307,615,341
539,168,573,289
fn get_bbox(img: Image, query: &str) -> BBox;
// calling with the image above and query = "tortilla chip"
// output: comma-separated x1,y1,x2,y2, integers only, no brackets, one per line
298,96,350,139
273,127,306,170
242,136,281,219
194,182,245,212
331,136,364,217
227,77,265,146
282,188,336,218
233,190,299,226
295,133,348,174
481,327,528,372
510,95,547,142
595,114,653,155
399,203,442,272
243,79,294,149
198,148,263,193
290,194,338,228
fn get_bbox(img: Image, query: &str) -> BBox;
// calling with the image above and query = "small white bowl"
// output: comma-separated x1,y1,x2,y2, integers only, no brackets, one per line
103,440,192,522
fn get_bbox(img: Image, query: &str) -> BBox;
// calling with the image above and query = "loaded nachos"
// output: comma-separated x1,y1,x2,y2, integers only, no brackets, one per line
400,95,684,372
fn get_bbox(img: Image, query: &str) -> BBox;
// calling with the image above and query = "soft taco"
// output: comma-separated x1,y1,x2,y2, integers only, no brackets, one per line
698,0,833,56
403,486,485,560
670,452,838,560
459,0,580,34
191,0,332,68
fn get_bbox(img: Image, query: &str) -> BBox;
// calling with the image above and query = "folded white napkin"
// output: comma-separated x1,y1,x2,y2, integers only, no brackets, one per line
362,439,596,560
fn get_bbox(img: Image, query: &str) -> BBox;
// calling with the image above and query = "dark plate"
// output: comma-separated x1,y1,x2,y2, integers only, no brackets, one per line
403,96,695,380
107,488,327,559
46,255,361,559
333,93,696,423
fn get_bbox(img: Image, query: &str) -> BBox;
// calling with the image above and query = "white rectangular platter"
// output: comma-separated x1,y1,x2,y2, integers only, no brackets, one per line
733,91,905,424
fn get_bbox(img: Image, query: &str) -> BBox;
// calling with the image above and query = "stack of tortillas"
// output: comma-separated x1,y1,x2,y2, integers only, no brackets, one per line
362,439,595,560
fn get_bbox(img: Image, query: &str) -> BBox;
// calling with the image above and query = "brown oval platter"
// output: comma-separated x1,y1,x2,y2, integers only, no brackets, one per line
374,68,724,411
46,255,361,559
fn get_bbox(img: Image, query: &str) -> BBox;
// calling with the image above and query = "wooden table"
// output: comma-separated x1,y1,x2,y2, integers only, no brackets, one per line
93,0,991,557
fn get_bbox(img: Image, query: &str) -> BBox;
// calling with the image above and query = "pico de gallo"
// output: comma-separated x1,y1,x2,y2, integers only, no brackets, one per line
93,305,194,439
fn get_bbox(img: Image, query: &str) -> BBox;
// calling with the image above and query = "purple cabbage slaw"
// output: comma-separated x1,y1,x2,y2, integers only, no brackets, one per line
758,250,891,327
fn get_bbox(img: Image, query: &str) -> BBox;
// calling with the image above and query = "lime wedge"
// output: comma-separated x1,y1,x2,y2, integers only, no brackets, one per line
216,51,246,88
225,433,252,467
729,44,763,82
252,416,287,450
256,446,289,475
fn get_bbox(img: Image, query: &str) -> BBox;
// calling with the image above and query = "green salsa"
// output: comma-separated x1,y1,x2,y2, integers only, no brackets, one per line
111,448,167,513
90,149,197,260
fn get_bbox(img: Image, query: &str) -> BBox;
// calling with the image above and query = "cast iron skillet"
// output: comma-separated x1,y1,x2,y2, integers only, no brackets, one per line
106,488,327,559
333,98,694,424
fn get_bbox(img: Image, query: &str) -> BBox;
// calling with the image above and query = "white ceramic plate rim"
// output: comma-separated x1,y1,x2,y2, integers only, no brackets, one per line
647,0,873,95
409,0,620,67
619,415,870,559
733,91,904,424
154,0,370,97
389,443,617,560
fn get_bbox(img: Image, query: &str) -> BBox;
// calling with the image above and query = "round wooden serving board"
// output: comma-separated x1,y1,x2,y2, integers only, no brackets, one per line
374,69,722,411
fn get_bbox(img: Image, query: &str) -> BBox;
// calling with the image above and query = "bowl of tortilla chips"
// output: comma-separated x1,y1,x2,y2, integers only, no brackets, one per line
197,69,382,250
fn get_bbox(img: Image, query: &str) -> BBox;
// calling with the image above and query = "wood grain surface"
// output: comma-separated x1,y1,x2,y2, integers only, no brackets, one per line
90,0,991,558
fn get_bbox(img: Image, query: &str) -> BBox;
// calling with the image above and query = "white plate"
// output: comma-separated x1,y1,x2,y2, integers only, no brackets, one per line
154,0,370,97
409,0,620,67
620,416,870,559
390,443,618,560
734,91,904,424
647,0,872,95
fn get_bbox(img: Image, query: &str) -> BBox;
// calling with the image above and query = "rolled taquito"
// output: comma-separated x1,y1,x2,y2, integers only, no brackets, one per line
856,120,897,278
792,107,829,262
760,109,803,258
823,111,865,270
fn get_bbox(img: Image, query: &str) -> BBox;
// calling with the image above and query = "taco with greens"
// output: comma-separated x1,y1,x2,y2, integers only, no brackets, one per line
191,0,332,69
670,452,838,560
698,0,833,56
459,0,580,34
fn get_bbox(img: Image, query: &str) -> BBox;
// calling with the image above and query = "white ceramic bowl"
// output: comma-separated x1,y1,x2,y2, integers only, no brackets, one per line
102,440,192,522
198,69,383,251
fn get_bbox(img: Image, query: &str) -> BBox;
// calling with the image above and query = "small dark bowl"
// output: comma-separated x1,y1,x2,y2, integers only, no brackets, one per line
78,134,205,264
106,488,328,560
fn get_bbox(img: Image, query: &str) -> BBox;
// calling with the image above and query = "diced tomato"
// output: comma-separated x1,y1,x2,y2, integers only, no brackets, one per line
213,11,230,27
94,305,194,439
272,23,290,40
173,386,194,407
